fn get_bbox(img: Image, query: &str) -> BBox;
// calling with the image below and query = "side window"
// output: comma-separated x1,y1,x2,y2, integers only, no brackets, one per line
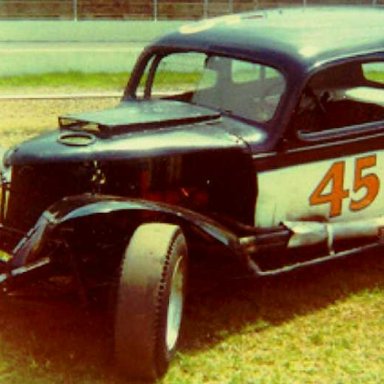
230,60,285,122
232,62,281,84
291,60,384,136
362,62,384,85
193,57,285,123
232,61,262,84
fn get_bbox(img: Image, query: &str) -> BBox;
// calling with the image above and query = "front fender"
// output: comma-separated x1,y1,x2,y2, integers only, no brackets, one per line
12,193,241,266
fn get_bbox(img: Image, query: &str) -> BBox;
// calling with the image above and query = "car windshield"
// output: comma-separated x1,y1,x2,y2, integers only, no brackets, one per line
134,51,286,124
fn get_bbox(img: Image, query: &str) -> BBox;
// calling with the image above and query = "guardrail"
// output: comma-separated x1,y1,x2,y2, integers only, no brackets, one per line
0,0,381,21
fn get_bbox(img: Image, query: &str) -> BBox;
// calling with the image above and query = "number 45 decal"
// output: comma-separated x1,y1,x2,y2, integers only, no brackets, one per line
309,154,380,217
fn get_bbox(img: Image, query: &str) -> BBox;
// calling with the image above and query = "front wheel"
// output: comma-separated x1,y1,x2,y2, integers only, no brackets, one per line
114,223,187,381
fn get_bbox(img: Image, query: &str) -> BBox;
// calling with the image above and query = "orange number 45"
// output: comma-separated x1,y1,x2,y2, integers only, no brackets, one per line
309,155,379,217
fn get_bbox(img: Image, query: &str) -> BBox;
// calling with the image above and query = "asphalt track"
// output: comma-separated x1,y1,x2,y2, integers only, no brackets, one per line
0,41,146,76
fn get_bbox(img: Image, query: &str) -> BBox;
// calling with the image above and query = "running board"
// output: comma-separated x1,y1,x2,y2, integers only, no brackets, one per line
245,241,383,277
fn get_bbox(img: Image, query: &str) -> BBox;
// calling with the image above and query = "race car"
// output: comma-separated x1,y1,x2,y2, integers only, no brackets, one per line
0,6,383,381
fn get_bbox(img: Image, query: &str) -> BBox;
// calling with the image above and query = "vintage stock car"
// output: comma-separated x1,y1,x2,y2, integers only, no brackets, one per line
0,6,384,381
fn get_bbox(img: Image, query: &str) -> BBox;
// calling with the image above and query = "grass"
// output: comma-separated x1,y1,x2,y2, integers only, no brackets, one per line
0,71,201,95
365,71,384,84
0,71,130,91
2,253,384,384
177,261,384,384
1,72,384,383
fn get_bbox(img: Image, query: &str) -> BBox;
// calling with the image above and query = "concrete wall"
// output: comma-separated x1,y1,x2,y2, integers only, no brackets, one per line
0,20,185,42
0,20,186,75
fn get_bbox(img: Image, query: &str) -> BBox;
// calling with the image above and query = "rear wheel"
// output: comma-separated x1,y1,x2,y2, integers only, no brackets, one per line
114,223,187,381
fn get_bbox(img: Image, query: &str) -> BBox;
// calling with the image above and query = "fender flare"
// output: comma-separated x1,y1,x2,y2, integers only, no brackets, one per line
12,193,241,266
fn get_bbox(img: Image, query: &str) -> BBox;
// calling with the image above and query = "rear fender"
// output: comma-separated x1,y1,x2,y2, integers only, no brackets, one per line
12,193,241,267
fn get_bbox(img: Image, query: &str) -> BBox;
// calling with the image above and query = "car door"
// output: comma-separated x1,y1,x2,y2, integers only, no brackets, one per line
254,58,384,228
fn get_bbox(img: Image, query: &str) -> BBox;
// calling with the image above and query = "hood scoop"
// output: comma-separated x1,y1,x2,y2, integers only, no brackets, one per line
59,100,221,136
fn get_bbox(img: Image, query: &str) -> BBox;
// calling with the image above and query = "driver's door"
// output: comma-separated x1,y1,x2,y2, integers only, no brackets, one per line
254,59,384,228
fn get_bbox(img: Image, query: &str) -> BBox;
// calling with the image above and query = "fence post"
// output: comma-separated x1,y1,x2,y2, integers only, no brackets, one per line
73,0,78,21
203,0,208,18
229,0,233,13
154,0,158,21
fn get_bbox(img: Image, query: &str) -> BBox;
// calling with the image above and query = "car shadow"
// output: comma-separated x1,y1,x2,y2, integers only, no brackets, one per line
0,249,383,382
0,280,125,383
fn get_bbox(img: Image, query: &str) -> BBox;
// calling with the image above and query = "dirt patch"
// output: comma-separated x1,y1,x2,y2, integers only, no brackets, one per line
0,96,120,147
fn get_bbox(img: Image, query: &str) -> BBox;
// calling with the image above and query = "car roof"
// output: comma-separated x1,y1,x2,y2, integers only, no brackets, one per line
153,7,384,76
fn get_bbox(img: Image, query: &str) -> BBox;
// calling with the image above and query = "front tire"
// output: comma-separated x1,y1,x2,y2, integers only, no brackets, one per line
114,223,187,381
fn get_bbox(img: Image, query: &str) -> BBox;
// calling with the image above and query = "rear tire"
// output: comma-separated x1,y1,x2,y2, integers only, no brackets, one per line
114,223,187,381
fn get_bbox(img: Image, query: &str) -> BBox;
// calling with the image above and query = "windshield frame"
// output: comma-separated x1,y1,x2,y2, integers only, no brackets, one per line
125,47,288,127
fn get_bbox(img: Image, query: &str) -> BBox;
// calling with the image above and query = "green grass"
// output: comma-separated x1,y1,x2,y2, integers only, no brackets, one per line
152,71,201,86
2,252,384,384
0,71,130,90
162,253,384,384
0,71,201,94
365,71,384,84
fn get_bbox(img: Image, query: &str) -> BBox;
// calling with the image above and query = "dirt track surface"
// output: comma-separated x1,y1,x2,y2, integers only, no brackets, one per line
0,95,120,147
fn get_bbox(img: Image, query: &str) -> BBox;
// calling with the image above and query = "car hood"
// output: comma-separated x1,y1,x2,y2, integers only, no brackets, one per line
7,100,266,165
59,99,221,135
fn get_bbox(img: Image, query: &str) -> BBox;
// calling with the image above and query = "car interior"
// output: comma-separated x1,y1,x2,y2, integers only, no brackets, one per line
292,61,384,136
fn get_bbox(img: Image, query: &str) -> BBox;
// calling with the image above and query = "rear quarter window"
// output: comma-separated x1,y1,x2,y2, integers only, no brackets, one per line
362,62,384,85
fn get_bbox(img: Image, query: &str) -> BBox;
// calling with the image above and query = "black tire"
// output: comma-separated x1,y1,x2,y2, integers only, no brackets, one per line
114,223,187,381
